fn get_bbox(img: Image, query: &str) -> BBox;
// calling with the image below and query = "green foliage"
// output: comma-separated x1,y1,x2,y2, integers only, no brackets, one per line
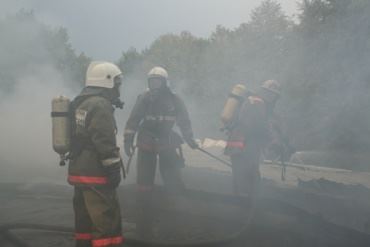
2,1,370,152
118,0,370,151
290,0,370,151
0,10,90,92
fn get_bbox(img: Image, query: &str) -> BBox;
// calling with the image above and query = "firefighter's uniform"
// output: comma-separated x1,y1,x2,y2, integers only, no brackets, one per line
225,95,269,196
68,62,124,247
225,80,281,198
124,88,194,192
123,67,196,238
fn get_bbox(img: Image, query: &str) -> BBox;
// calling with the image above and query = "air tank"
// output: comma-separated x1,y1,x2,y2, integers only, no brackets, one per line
51,96,71,166
221,84,247,127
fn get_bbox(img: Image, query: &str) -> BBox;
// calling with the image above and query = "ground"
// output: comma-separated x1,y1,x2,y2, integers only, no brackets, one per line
1,143,370,246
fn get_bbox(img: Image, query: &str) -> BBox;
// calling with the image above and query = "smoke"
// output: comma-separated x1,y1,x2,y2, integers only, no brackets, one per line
0,10,90,183
0,65,76,183
0,3,370,243
0,0,298,60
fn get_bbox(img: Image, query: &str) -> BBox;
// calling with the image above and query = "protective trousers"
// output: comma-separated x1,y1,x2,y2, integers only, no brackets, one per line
135,148,184,238
230,144,261,199
73,187,123,247
136,148,185,193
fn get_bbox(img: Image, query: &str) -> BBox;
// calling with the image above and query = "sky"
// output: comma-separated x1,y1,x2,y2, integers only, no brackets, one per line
0,0,299,60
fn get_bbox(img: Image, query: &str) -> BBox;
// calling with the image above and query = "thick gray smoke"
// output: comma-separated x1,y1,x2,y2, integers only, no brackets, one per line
0,65,75,183
120,0,370,158
1,3,370,246
0,11,85,183
2,0,369,183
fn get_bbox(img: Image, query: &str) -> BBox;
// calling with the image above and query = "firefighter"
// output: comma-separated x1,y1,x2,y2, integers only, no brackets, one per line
123,66,197,237
68,61,125,247
224,80,281,201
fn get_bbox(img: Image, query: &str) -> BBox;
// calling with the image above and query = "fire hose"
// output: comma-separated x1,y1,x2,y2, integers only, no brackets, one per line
0,222,250,247
0,189,256,247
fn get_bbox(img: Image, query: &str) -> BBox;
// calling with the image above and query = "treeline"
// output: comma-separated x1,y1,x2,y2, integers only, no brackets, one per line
0,10,90,94
118,0,370,152
1,1,370,153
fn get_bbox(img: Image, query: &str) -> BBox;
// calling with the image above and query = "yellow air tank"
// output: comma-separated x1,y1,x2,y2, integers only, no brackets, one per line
51,96,71,166
221,84,247,127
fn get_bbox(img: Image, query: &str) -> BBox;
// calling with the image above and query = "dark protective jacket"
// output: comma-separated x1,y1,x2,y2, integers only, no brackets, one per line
68,87,121,186
224,95,270,156
124,88,194,152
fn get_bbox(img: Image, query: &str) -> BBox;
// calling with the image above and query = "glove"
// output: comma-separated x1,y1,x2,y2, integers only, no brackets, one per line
124,133,135,157
186,138,198,149
106,162,121,188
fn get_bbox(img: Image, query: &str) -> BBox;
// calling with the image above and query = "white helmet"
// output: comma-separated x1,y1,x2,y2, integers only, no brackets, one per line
148,66,168,80
86,61,122,88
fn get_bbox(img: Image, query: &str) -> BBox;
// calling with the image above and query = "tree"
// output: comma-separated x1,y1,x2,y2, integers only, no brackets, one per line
0,10,91,93
114,0,370,153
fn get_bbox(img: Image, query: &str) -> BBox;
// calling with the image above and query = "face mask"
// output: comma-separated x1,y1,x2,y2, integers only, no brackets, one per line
111,75,124,109
148,78,164,90
113,75,123,95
